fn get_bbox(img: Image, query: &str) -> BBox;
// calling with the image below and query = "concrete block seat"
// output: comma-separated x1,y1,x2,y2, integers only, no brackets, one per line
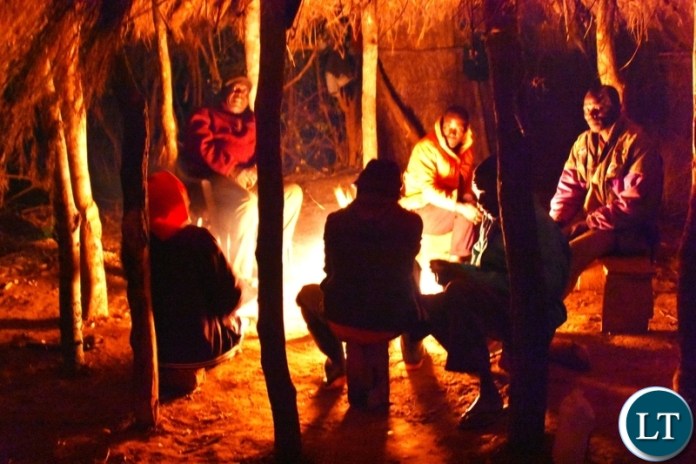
574,255,655,334
328,322,398,410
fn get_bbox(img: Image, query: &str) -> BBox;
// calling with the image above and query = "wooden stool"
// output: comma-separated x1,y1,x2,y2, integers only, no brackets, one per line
328,322,396,410
575,256,655,334
345,341,390,409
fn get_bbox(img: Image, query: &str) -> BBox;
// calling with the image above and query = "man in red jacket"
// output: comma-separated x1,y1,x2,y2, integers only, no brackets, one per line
179,76,303,283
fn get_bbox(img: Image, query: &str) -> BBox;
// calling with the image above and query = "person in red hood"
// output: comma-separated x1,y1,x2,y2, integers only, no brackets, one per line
178,75,303,282
148,170,244,392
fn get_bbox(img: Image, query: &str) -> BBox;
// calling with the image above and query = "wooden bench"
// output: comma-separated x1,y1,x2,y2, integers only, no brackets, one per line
574,256,655,334
328,322,396,410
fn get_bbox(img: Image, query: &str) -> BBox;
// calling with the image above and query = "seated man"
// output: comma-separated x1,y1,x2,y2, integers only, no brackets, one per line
296,159,423,407
404,156,570,429
148,170,245,393
549,84,663,293
179,75,303,282
400,105,482,262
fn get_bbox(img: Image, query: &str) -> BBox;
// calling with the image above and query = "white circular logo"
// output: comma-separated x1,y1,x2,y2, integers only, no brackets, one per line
619,386,693,462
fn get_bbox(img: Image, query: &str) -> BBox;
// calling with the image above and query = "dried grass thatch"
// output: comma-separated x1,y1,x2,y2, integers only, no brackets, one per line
289,0,464,53
0,0,690,203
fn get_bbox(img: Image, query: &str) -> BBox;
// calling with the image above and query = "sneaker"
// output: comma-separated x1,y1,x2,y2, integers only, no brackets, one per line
322,358,346,389
458,395,505,430
401,336,426,370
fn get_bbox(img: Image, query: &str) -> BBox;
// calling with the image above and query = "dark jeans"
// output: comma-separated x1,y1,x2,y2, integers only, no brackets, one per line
412,278,509,374
565,225,654,297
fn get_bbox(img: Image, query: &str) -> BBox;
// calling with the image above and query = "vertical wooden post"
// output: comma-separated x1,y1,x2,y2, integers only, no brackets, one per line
255,0,302,460
361,0,378,166
114,56,159,427
152,0,179,169
44,59,85,375
675,0,696,407
484,0,551,453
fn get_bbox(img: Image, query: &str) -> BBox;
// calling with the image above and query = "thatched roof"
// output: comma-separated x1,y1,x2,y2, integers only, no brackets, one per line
0,0,691,201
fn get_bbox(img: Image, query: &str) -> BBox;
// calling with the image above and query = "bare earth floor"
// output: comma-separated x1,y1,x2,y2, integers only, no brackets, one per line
0,171,693,463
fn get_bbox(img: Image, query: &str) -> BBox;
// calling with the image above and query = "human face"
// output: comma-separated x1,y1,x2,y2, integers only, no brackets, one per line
441,113,468,150
223,83,250,114
583,92,619,133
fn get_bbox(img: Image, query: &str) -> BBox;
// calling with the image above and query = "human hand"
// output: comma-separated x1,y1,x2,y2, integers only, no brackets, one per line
568,221,590,240
458,202,483,225
234,166,258,190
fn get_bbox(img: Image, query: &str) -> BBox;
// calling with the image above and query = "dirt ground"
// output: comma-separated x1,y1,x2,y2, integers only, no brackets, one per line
0,171,694,463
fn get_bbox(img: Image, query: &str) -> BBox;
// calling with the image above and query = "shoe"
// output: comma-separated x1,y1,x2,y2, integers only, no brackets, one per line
401,336,426,370
322,358,346,389
458,395,505,430
549,339,591,372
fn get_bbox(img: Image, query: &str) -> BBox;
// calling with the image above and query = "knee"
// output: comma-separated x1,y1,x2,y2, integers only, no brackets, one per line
237,195,258,223
284,183,303,211
296,284,322,319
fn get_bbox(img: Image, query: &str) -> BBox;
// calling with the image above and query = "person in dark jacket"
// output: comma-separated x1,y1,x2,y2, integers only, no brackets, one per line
178,75,303,283
148,170,244,389
403,156,570,429
296,159,423,389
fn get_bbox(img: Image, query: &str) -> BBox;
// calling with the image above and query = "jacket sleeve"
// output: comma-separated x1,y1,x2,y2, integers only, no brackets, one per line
406,140,458,211
585,140,663,231
549,138,587,227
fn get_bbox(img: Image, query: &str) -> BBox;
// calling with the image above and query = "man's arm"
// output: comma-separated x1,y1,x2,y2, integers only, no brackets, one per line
550,139,588,227
406,142,480,222
585,140,663,231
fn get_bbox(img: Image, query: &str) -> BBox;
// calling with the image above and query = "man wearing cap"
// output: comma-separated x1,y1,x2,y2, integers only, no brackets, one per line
179,76,303,282
296,159,423,400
